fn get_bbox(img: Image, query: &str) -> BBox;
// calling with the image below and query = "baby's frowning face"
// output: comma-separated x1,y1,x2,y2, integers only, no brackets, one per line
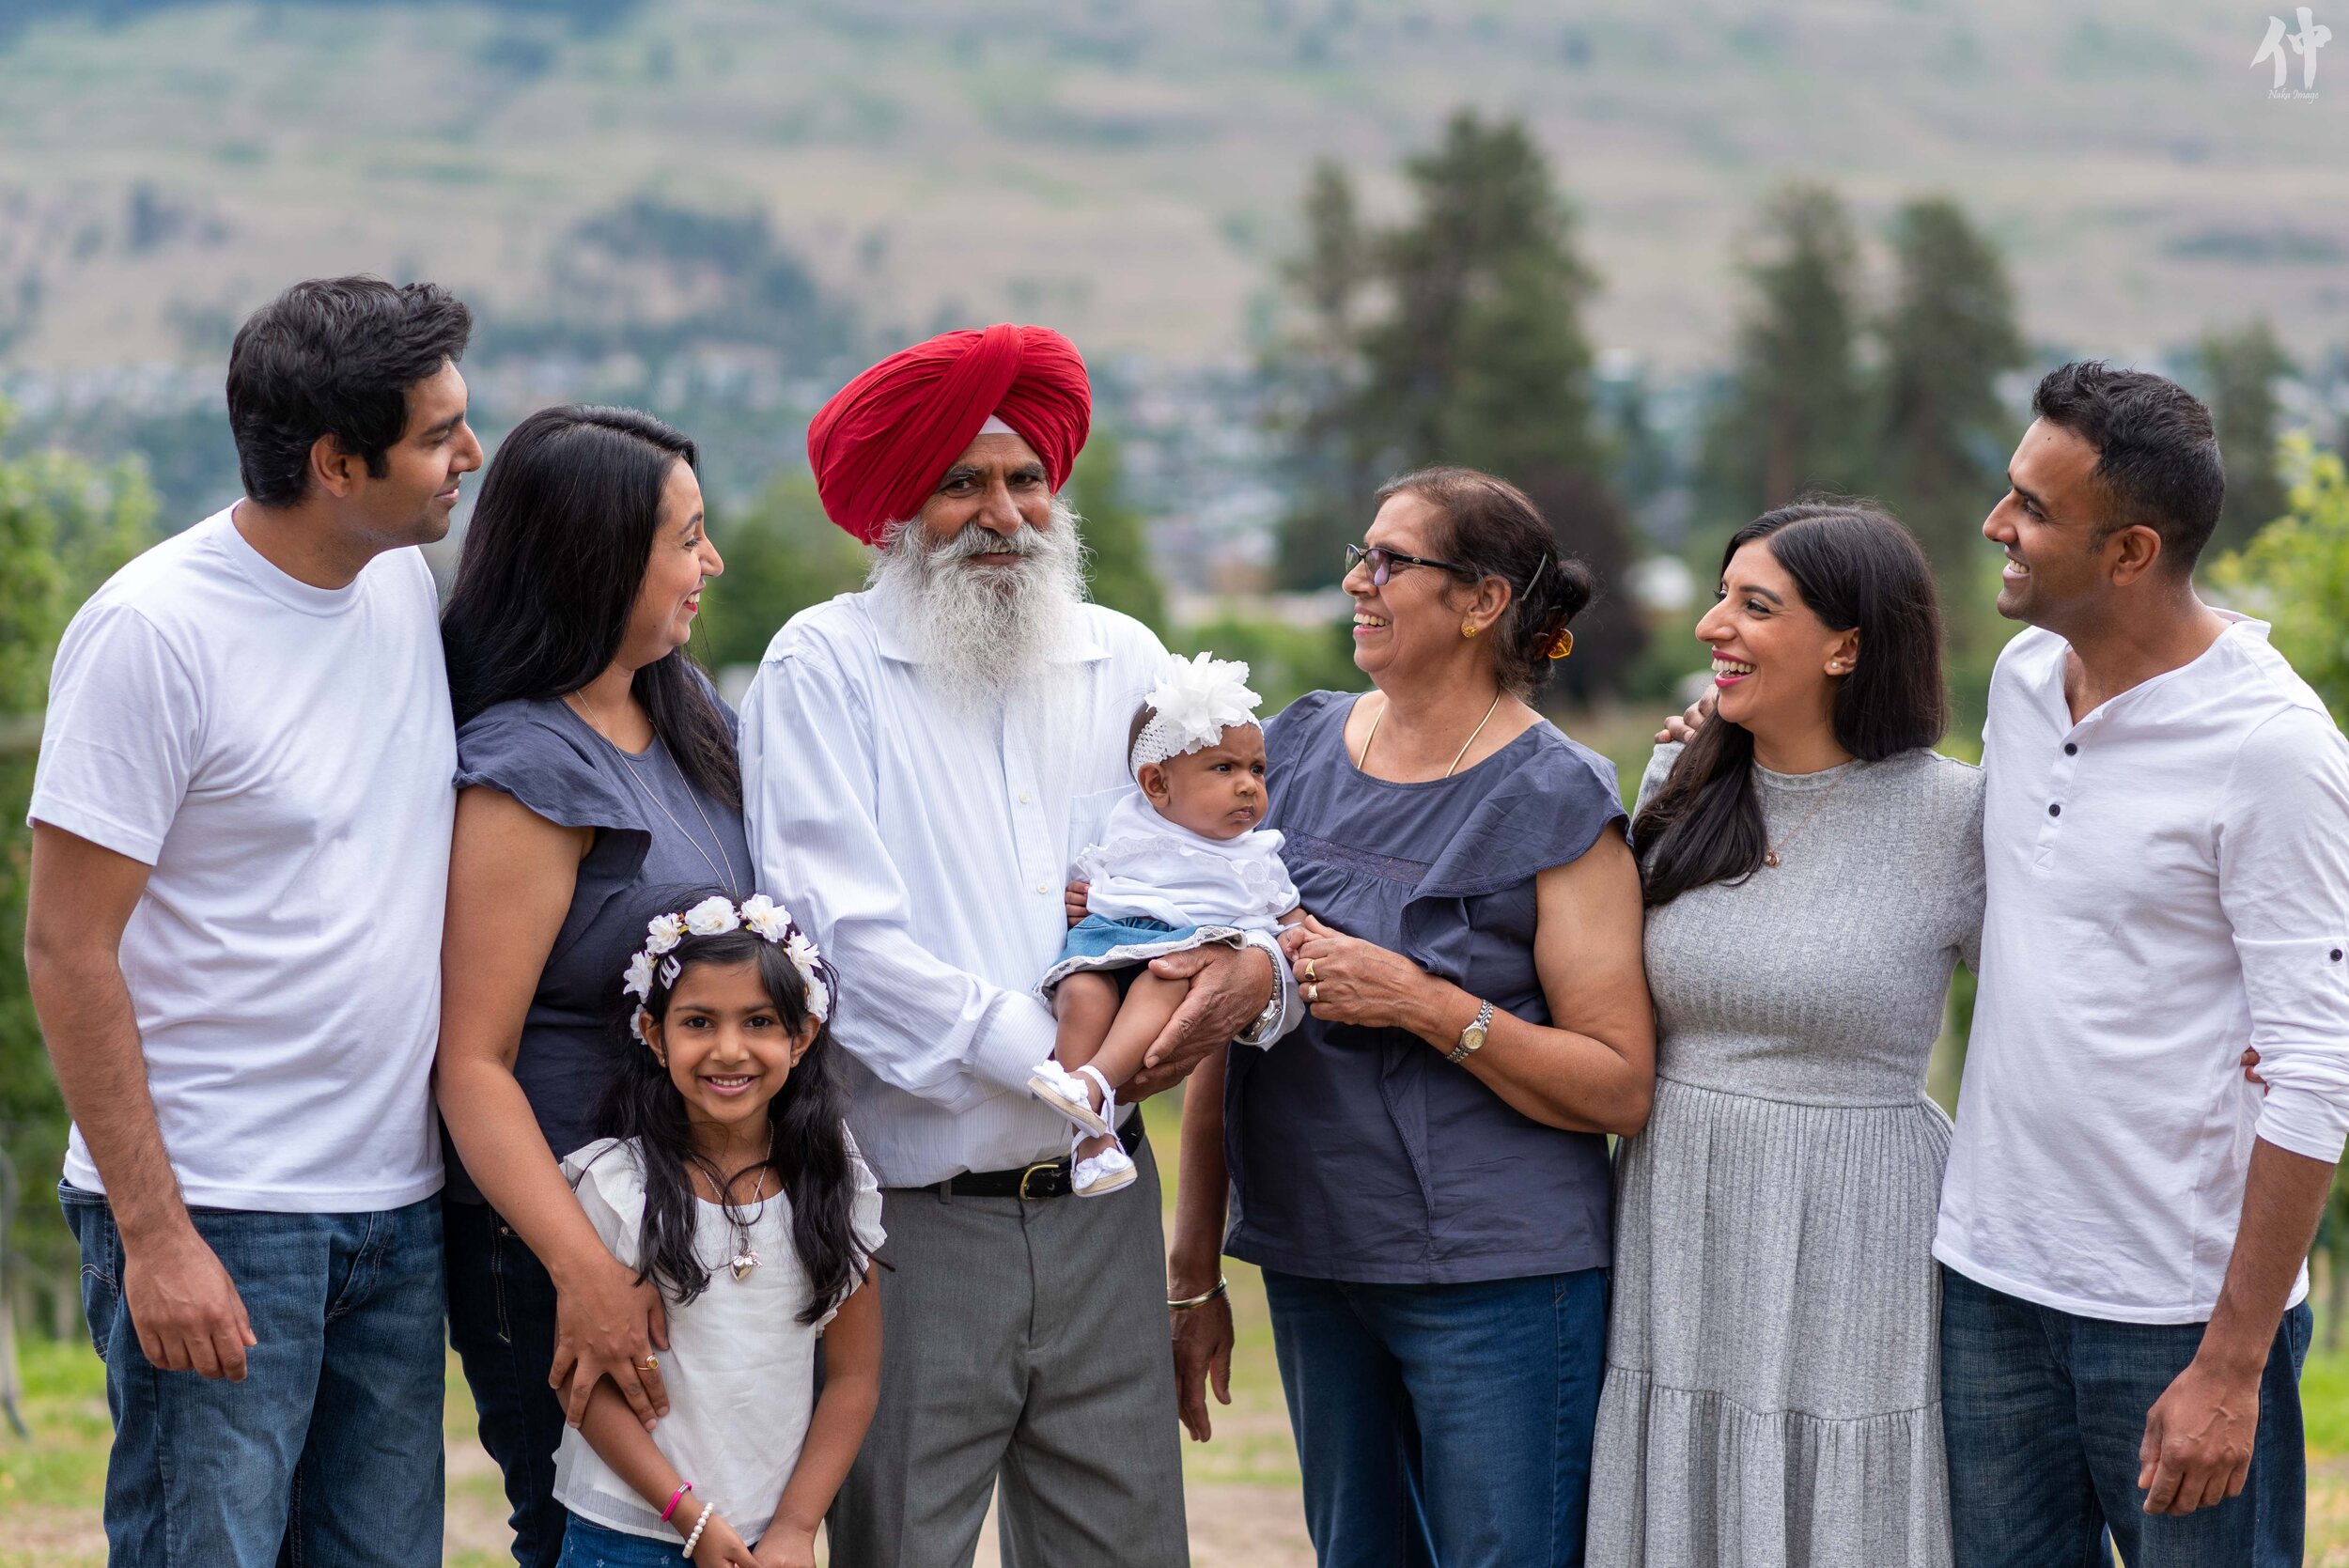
1139,722,1268,840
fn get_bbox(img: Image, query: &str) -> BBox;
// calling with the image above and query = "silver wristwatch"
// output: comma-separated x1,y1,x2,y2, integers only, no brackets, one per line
1446,1000,1494,1064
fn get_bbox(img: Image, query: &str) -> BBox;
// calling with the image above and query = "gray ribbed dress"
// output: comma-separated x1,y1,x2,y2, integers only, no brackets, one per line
1587,744,1983,1568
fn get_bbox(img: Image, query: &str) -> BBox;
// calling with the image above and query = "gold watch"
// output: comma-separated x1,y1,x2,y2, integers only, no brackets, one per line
1446,1000,1494,1064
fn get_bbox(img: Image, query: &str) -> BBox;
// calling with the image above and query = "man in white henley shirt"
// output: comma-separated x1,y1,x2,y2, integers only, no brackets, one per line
1935,362,2349,1566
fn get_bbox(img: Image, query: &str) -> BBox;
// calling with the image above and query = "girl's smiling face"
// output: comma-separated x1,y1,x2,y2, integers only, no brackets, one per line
644,957,816,1144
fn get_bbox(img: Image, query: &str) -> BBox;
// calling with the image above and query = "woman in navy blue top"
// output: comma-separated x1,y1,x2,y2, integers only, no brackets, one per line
435,406,745,1568
1170,467,1656,1568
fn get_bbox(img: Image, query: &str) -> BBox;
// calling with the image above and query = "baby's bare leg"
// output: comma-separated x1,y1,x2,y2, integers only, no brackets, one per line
1052,970,1123,1076
1086,971,1192,1097
1067,971,1190,1161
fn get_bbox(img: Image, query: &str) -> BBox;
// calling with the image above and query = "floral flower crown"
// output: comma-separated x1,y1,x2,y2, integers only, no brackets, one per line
620,893,832,1044
1128,652,1263,776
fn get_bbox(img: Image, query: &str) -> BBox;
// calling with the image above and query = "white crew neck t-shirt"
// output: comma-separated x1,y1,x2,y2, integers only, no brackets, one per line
31,506,456,1212
1936,616,2349,1324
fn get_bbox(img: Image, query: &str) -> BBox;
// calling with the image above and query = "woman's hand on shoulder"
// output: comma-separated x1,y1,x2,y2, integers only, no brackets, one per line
550,1247,671,1429
1281,913,1438,1032
1655,689,1715,745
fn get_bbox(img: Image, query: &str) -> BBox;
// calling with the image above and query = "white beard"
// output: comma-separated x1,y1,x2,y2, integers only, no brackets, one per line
866,498,1089,706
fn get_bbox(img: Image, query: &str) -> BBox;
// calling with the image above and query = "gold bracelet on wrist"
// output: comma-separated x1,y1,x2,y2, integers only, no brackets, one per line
1168,1275,1229,1311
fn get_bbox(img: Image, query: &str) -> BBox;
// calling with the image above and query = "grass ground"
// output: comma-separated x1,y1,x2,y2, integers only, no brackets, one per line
8,1097,2344,1565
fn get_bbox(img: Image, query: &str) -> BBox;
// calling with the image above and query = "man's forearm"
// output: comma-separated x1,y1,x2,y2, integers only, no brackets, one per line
28,946,189,1242
2200,1136,2334,1374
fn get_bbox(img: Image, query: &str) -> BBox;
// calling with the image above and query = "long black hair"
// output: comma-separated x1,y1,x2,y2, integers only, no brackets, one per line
590,900,861,1322
1374,466,1595,699
442,404,740,809
1632,502,1947,908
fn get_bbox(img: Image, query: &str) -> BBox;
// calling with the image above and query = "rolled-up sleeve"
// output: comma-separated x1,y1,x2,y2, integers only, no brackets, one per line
739,640,1055,1111
2220,708,2349,1163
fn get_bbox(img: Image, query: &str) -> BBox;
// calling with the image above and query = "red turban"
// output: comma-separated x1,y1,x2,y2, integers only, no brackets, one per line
806,323,1092,544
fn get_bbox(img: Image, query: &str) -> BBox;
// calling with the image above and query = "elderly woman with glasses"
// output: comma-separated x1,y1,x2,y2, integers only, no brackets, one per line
1165,466,1656,1568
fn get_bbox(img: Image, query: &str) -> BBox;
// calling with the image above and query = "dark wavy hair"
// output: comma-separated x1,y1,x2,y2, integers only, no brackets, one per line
587,899,861,1323
226,276,474,505
441,404,739,809
2031,361,2225,575
1632,502,1947,908
1373,466,1595,698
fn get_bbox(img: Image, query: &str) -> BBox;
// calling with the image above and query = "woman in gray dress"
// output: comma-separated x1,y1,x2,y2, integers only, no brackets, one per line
1587,502,1983,1568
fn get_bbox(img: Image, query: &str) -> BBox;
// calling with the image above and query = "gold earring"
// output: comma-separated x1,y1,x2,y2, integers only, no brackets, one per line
1462,620,1478,639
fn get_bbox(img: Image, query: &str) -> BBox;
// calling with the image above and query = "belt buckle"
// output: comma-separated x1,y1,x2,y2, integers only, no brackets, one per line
1017,1159,1061,1201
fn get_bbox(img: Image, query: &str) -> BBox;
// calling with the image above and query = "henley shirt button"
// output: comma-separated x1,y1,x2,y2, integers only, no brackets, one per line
2048,802,2061,816
2064,743,2078,755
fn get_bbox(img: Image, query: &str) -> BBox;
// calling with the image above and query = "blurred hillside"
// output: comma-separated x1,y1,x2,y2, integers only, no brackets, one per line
0,0,2341,378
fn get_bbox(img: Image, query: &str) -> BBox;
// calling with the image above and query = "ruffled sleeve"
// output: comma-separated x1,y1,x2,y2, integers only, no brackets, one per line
454,704,652,881
1400,730,1628,982
812,1126,887,1332
562,1137,648,1274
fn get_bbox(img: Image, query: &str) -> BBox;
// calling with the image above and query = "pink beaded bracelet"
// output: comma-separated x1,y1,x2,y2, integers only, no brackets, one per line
661,1481,694,1523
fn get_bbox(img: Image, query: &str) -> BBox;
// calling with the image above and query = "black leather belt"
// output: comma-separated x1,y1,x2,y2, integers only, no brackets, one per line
933,1118,1146,1200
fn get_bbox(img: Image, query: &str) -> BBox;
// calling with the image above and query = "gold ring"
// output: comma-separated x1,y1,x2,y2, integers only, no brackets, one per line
1304,959,1318,982
639,1355,659,1372
1305,983,1320,1004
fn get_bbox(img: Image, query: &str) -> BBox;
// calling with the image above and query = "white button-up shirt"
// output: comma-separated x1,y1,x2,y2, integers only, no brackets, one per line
739,587,1297,1187
1936,615,2349,1324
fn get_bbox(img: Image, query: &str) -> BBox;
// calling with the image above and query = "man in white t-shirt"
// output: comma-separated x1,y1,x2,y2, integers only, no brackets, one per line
25,276,481,1567
1935,363,2349,1565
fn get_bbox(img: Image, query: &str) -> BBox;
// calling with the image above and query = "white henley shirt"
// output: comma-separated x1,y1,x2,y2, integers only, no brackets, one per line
1936,616,2349,1324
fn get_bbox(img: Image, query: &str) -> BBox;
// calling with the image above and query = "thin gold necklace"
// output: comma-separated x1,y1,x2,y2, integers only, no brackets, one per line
1762,768,1849,868
564,690,743,896
1356,690,1506,780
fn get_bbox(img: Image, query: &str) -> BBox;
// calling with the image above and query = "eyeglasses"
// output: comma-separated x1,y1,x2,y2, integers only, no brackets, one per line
1343,543,1470,588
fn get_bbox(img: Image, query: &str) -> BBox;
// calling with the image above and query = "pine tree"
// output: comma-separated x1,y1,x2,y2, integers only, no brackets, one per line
1700,182,1869,519
1066,430,1167,634
1877,196,2027,626
1269,159,1370,590
1268,112,1641,695
2201,320,2295,555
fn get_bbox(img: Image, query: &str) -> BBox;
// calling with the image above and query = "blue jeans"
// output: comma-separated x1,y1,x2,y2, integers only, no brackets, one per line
1262,1267,1607,1568
1940,1265,2310,1568
444,1198,568,1568
557,1514,692,1565
61,1182,445,1568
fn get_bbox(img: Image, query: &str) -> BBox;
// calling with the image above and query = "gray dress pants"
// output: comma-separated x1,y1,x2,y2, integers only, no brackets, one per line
828,1138,1189,1568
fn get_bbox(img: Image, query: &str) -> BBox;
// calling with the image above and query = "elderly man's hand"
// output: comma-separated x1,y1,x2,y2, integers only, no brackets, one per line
1124,944,1274,1100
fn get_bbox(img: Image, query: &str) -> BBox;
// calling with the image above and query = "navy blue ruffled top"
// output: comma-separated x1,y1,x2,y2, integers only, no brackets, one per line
443,697,751,1205
1223,689,1627,1284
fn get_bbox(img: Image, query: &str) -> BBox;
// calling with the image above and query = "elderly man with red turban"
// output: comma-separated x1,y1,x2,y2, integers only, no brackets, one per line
739,324,1296,1566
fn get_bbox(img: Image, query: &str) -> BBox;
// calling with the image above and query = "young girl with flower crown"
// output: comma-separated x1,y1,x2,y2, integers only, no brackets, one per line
1028,653,1303,1195
552,892,882,1568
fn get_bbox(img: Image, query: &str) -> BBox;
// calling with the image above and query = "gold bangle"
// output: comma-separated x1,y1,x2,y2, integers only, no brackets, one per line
1168,1276,1229,1311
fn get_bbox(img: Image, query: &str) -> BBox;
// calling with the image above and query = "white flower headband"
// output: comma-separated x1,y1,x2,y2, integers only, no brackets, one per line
1128,653,1263,776
621,893,832,1044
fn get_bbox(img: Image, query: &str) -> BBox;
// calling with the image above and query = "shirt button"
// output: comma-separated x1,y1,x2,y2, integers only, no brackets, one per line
1035,881,1050,895
2048,803,2061,817
2063,743,2077,755
2333,950,2343,962
1019,792,1031,804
